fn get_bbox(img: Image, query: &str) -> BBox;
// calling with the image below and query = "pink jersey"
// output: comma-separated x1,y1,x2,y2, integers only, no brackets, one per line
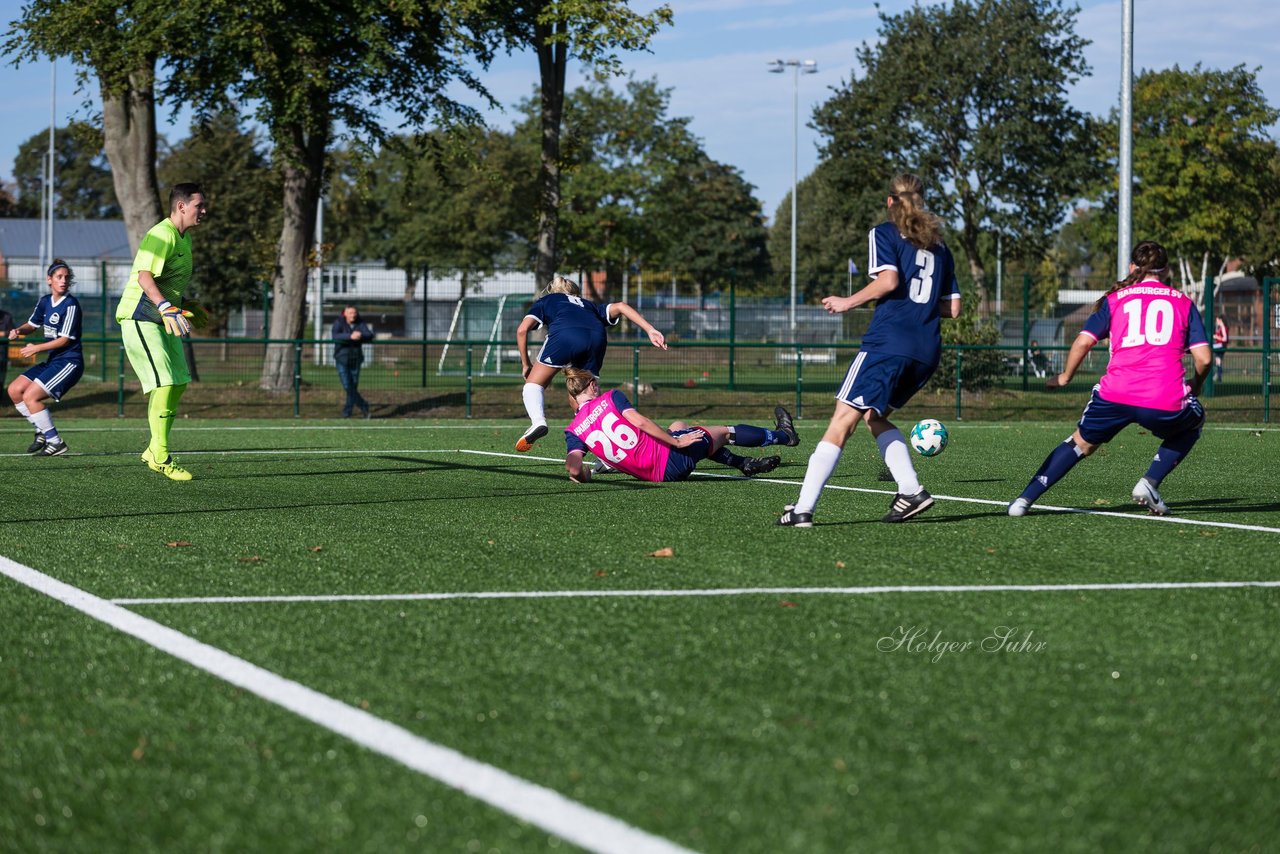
1081,280,1209,411
566,389,669,482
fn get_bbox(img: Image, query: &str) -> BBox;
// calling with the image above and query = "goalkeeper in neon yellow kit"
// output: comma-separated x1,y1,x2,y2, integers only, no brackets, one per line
116,183,210,481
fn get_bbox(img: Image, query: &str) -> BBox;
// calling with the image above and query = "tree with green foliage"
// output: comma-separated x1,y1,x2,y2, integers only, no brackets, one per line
326,128,538,298
813,0,1102,303
12,122,121,219
528,75,702,301
167,0,495,391
158,110,281,334
649,152,770,294
768,161,865,301
477,0,672,292
1090,64,1280,289
4,0,182,250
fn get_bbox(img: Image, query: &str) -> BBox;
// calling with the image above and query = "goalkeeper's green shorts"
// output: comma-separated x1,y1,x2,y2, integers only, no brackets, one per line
120,318,191,394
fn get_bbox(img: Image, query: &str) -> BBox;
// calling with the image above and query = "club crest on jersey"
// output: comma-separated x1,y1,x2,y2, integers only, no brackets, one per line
49,312,60,324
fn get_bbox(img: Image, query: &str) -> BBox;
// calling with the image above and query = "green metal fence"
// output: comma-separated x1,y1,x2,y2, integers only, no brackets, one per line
20,332,1267,423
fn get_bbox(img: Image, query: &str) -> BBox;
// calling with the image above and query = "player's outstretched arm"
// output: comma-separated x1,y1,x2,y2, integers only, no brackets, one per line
620,406,685,447
566,450,591,483
516,316,539,376
612,303,667,350
1046,334,1095,389
1189,344,1212,396
823,269,899,314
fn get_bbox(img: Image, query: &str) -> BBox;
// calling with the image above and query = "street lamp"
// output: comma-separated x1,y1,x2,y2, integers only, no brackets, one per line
768,58,817,340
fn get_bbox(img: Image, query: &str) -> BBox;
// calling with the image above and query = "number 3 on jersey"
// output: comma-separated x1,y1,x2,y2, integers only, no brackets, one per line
586,412,639,463
909,249,936,304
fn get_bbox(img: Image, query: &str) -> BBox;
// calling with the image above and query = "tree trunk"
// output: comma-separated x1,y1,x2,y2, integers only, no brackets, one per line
534,22,567,294
960,217,988,307
260,123,326,392
100,63,163,255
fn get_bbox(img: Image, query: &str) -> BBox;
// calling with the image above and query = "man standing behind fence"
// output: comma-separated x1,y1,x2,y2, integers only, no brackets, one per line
332,305,373,418
115,183,210,481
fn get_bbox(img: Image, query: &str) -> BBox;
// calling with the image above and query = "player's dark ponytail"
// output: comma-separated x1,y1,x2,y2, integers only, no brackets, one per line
47,258,74,282
1094,240,1169,311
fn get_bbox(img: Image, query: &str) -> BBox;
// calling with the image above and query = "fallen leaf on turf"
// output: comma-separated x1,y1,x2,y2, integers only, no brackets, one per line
1092,499,1111,506
986,547,997,554
1199,531,1218,537
308,545,323,552
779,600,797,608
648,547,675,558
165,540,192,548
359,699,370,710
131,737,147,760
239,556,263,563
835,560,846,569
595,570,608,577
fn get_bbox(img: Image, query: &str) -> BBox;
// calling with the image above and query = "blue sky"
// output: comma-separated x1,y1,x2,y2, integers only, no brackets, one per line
2,0,1278,223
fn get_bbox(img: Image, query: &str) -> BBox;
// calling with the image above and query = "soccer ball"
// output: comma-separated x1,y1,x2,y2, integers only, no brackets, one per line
909,419,949,457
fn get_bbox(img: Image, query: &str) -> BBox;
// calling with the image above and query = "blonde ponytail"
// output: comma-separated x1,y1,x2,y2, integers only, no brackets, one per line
887,173,943,250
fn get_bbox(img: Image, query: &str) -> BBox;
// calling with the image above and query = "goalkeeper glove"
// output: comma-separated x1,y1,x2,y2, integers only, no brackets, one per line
183,301,211,330
157,301,192,337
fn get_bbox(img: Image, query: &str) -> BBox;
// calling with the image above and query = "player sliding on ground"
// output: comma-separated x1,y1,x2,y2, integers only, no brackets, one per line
1008,240,1211,517
515,275,666,453
561,367,799,484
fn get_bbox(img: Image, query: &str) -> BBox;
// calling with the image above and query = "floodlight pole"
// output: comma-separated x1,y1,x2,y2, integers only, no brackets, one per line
768,59,817,341
1117,0,1134,277
44,60,56,272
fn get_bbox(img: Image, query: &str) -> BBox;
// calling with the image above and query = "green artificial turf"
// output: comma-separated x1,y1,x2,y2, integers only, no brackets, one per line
1,417,1277,852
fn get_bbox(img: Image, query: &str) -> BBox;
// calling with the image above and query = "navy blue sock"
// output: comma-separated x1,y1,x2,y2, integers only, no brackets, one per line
1144,428,1200,486
1020,438,1086,503
711,447,745,470
731,425,777,446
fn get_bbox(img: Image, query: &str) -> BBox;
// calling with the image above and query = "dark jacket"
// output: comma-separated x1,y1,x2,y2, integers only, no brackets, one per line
332,316,374,365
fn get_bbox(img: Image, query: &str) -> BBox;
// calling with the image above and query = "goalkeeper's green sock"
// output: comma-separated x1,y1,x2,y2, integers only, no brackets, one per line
147,383,187,461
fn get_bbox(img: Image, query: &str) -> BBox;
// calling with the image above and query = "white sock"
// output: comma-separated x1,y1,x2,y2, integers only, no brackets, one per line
877,428,921,495
521,383,546,427
31,409,58,441
16,402,31,419
794,440,843,514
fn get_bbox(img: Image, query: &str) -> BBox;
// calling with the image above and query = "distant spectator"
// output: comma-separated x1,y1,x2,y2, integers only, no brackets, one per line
1212,316,1229,382
332,305,373,418
1027,339,1050,378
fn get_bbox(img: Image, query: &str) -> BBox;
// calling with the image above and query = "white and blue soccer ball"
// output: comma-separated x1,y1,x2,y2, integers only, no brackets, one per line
909,418,949,457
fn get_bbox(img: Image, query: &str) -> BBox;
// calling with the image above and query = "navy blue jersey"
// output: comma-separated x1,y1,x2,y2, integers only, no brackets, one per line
859,222,960,365
526,293,616,335
27,294,83,361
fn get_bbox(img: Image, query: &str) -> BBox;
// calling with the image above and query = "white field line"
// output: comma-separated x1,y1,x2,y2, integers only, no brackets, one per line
112,580,1280,607
459,450,1280,535
4,445,1277,535
0,556,693,854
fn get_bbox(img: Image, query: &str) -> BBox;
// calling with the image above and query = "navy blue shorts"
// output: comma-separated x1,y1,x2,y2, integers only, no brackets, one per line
23,357,84,401
1077,387,1205,444
537,328,608,375
835,350,936,414
662,428,712,481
